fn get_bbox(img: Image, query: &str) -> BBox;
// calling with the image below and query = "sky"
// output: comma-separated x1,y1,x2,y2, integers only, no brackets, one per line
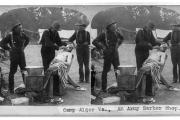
0,5,180,15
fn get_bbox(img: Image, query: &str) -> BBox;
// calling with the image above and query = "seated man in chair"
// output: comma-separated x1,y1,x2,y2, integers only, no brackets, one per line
43,43,86,99
136,43,176,103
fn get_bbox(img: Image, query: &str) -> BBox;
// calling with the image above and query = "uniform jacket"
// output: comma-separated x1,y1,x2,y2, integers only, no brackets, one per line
163,31,180,45
92,30,124,51
0,32,29,52
69,30,90,46
135,27,161,52
39,28,66,50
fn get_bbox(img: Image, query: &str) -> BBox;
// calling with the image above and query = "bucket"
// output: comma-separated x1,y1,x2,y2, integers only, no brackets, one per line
26,66,44,76
11,97,29,106
118,65,136,75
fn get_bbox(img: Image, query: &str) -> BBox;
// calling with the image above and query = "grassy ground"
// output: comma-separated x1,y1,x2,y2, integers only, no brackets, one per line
92,44,180,105
1,45,90,105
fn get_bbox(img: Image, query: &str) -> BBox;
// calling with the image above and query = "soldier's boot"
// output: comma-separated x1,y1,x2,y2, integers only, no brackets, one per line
101,71,108,93
8,74,14,94
21,70,28,84
114,69,119,82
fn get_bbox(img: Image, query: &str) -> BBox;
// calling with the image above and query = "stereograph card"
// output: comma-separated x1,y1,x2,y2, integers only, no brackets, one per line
0,0,180,116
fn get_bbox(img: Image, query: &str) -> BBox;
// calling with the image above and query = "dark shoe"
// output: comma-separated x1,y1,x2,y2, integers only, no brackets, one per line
91,89,98,97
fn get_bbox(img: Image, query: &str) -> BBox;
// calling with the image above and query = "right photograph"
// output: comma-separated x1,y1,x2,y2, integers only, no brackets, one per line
91,5,180,105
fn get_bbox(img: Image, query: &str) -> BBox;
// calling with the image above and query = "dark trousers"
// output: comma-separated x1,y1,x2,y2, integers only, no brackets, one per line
41,47,55,72
135,50,149,70
76,45,90,82
135,49,153,96
91,70,96,90
136,68,154,98
101,50,120,91
170,46,180,82
9,50,26,92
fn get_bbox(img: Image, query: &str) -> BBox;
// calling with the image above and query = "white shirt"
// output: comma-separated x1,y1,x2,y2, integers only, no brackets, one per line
51,51,73,66
148,50,167,65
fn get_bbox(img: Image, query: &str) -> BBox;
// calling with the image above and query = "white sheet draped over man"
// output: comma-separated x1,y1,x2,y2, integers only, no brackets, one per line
136,43,176,103
43,44,86,99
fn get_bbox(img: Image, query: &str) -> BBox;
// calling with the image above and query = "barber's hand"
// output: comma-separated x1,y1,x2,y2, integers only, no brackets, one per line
59,46,66,50
153,45,160,50
147,43,153,49
54,44,59,50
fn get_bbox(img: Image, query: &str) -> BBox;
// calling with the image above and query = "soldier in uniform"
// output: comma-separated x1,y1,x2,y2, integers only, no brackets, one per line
69,22,90,83
92,21,124,92
39,21,67,72
0,23,30,93
163,24,180,83
135,21,161,96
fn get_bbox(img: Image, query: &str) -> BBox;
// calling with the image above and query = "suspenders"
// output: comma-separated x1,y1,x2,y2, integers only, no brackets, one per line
104,31,108,48
9,32,15,48
76,30,88,44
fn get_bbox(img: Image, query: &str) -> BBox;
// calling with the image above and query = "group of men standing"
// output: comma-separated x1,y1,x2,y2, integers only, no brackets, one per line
1,19,180,99
92,20,180,98
0,21,90,94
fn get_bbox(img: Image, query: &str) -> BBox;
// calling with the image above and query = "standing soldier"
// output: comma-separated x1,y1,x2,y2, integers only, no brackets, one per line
92,21,124,92
39,21,67,72
163,24,180,83
69,22,90,83
0,23,30,94
135,21,161,96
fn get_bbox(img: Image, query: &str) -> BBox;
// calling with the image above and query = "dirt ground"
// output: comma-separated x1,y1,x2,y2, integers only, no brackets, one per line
92,44,180,105
0,45,90,105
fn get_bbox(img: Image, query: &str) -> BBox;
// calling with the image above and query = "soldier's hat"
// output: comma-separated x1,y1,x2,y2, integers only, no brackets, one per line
51,21,61,29
147,21,155,29
12,23,22,31
75,22,87,27
106,21,117,29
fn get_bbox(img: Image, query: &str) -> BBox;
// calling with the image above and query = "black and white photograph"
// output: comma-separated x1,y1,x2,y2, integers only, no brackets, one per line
0,5,91,106
1,0,180,116
91,5,180,105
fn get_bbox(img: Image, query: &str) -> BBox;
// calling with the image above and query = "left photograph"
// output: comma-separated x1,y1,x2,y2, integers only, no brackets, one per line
0,6,91,105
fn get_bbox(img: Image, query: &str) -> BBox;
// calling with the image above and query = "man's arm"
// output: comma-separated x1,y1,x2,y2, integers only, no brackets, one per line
150,31,161,47
117,31,124,46
0,35,11,50
23,33,30,48
92,33,106,50
163,32,171,46
69,32,76,43
55,31,67,47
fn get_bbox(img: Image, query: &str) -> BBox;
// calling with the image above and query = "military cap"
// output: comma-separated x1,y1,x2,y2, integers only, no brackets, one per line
51,21,61,29
75,22,87,27
12,23,22,31
106,21,117,29
147,21,155,29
